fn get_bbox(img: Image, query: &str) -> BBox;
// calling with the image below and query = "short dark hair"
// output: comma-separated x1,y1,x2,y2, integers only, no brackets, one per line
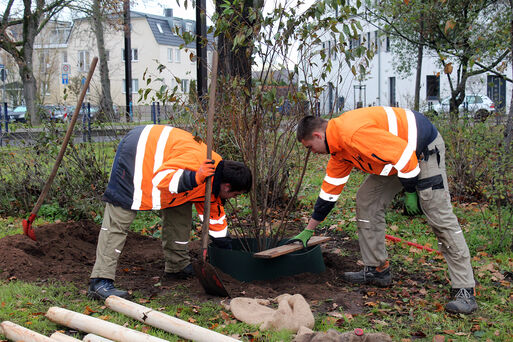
222,160,252,193
297,116,327,142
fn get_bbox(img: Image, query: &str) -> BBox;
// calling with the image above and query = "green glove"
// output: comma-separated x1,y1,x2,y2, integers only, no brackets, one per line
288,229,314,248
404,191,421,216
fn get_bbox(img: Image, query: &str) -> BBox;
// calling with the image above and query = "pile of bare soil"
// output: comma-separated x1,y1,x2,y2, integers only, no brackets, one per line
0,220,385,314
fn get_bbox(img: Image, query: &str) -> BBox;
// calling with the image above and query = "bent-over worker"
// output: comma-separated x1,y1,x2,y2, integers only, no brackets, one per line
291,107,477,314
88,125,252,300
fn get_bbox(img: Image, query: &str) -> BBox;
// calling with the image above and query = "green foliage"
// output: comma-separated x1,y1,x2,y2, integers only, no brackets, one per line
0,128,114,220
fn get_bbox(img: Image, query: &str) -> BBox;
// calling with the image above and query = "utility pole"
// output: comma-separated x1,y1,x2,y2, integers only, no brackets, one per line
123,0,132,122
196,0,208,108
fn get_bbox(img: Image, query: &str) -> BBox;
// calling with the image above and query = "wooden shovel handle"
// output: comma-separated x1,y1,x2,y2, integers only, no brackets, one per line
201,50,219,255
30,57,98,217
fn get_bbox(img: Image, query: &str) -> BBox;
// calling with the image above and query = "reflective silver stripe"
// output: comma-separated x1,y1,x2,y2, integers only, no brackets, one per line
168,169,184,194
384,106,398,136
395,110,417,172
198,214,227,226
324,174,349,186
210,215,226,225
358,219,370,223
380,164,393,176
151,126,173,209
115,249,121,253
209,227,228,238
319,189,340,202
132,125,153,210
101,227,108,231
174,241,189,245
398,165,420,178
152,169,173,209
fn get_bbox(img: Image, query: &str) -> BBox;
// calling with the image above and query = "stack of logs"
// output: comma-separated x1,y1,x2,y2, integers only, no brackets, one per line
0,296,239,342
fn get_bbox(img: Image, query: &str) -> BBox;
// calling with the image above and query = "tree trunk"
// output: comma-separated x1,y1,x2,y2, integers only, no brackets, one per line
414,41,423,111
92,0,114,121
21,40,40,125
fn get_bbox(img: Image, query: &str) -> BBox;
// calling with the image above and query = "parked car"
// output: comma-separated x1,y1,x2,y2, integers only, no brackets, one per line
43,105,70,122
9,105,27,122
432,94,495,122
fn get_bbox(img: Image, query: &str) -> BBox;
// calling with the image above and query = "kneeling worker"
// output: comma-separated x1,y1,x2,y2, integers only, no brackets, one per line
88,125,252,300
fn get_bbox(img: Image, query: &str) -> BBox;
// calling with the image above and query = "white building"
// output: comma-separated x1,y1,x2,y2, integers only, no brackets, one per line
304,16,509,116
33,8,211,110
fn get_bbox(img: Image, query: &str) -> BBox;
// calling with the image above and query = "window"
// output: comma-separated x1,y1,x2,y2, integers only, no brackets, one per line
174,22,181,34
367,32,371,49
122,79,139,93
175,49,181,63
105,50,110,61
122,48,138,62
157,23,164,34
386,36,390,52
62,51,68,64
39,50,50,73
181,79,189,93
40,81,50,95
374,31,379,51
426,75,440,100
185,22,193,33
78,50,90,72
168,48,173,62
389,77,396,106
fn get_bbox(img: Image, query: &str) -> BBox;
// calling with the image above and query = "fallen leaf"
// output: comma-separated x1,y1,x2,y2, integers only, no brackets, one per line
83,306,97,315
433,335,445,342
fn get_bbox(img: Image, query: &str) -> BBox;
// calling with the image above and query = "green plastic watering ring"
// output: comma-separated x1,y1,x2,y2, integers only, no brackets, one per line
208,238,326,282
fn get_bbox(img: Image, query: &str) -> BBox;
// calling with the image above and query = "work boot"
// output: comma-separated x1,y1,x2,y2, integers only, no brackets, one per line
88,278,129,301
445,288,478,314
163,264,195,280
343,261,392,287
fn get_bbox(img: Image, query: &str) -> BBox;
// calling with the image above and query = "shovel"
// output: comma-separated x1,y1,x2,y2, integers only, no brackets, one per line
191,50,229,297
22,57,98,241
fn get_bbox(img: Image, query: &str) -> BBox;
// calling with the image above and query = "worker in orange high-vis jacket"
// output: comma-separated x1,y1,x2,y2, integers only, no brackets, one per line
88,125,252,300
290,107,477,314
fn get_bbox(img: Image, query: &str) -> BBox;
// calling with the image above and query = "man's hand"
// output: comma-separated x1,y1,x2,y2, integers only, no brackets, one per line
288,229,314,248
195,159,215,185
404,191,421,216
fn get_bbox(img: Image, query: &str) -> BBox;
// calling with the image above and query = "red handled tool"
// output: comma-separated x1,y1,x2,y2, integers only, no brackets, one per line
22,57,98,240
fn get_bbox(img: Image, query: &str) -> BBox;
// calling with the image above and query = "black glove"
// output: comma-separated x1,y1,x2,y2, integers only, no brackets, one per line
210,236,232,249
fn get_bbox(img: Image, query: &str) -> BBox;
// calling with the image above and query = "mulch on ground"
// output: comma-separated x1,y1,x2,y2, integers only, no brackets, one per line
0,219,431,314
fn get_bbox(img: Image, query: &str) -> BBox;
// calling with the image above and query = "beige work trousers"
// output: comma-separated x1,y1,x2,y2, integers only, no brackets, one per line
355,133,475,289
90,202,193,280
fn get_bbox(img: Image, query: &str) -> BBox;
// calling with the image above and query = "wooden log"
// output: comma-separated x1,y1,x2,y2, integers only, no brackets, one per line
0,321,55,342
49,332,82,341
83,333,115,342
45,307,168,342
253,236,331,259
105,296,239,342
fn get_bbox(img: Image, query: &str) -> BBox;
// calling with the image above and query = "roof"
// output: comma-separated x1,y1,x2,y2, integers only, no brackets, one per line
131,10,213,49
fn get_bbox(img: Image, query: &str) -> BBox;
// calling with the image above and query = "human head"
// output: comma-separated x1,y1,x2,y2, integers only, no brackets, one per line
217,160,252,199
296,116,329,154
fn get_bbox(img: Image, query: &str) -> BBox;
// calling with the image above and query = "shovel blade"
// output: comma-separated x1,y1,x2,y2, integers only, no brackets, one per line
192,261,229,297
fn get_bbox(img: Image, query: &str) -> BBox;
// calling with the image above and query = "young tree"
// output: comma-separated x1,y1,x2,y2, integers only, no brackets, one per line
0,0,72,125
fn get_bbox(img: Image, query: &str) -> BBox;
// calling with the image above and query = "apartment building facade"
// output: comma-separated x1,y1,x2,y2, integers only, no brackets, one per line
33,8,208,109
304,17,510,116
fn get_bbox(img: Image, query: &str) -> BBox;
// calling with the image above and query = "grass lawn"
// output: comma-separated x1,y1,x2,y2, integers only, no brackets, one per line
1,154,512,341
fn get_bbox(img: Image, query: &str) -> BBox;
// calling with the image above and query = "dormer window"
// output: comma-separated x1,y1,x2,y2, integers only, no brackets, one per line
157,23,163,34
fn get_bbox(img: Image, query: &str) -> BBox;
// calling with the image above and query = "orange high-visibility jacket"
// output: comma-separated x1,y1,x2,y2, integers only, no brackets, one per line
103,125,228,237
312,106,438,222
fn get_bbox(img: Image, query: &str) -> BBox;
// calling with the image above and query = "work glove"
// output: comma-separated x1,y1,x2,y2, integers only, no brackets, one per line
210,235,232,250
195,159,215,185
404,191,421,216
288,229,314,248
